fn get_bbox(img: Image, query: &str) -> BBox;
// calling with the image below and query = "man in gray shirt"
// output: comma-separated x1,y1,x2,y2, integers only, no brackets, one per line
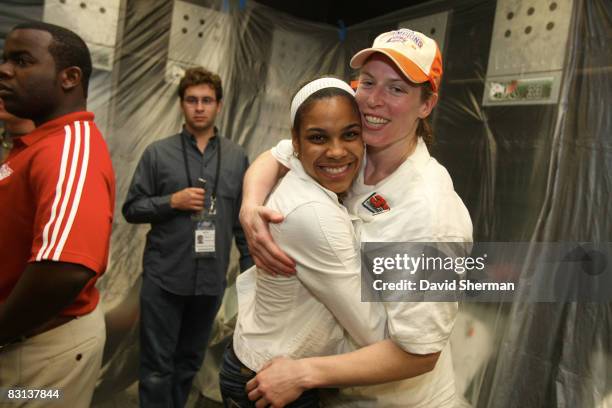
122,67,252,408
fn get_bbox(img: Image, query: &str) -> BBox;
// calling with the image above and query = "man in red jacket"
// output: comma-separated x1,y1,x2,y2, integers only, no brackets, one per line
0,22,115,407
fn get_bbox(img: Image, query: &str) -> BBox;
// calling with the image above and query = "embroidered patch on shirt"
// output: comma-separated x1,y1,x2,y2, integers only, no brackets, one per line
361,192,390,215
0,163,13,181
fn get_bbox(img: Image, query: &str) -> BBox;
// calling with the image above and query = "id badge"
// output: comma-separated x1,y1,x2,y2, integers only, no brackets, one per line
194,215,216,258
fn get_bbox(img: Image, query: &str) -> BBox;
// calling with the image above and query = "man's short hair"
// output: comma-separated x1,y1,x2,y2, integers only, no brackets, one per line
178,67,223,101
12,22,92,97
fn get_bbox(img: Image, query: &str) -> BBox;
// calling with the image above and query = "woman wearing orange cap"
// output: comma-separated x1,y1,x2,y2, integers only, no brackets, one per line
240,29,472,407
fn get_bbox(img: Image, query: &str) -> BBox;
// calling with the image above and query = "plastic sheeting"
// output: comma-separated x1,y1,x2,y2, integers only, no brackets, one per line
1,0,611,406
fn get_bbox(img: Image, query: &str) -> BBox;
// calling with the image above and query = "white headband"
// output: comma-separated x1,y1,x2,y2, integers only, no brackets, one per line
290,77,355,125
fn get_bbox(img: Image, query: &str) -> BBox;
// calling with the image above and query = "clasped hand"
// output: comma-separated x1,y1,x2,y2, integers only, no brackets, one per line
246,357,309,408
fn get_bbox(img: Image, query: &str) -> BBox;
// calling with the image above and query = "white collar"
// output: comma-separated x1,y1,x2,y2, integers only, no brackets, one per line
406,137,431,171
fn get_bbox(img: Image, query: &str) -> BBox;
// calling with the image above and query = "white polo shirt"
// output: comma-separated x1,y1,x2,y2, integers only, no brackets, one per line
233,157,387,372
272,138,473,407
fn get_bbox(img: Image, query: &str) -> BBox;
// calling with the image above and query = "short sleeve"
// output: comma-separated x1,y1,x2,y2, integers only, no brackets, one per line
270,139,294,169
433,190,473,242
29,121,114,275
384,301,458,355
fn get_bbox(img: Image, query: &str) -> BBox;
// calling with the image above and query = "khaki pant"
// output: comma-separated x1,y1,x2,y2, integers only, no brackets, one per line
0,303,105,408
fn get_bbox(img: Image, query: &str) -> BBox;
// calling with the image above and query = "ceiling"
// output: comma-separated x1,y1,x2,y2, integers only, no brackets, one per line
253,0,434,26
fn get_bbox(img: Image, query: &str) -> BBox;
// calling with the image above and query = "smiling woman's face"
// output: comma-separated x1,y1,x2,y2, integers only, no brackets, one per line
355,54,432,150
292,95,363,194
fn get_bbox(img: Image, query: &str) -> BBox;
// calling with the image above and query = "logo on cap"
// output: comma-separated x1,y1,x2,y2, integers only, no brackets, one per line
384,29,424,48
350,28,443,92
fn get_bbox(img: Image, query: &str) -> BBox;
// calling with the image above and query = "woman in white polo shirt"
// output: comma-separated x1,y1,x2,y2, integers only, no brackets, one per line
219,78,391,407
240,29,472,407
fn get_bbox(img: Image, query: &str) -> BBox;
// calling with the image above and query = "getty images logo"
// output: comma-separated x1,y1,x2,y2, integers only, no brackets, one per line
0,163,13,181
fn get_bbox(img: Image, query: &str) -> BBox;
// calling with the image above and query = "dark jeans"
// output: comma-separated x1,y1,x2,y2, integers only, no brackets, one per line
139,276,223,408
219,343,320,408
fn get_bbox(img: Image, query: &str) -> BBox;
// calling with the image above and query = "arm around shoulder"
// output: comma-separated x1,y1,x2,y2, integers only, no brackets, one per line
241,149,288,211
239,149,294,275
234,151,254,272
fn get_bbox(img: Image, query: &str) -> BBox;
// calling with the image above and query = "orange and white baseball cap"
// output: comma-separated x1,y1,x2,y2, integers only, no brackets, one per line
350,28,443,92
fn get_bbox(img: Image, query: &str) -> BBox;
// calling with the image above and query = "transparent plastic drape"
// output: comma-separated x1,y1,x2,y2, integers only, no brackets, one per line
1,0,610,406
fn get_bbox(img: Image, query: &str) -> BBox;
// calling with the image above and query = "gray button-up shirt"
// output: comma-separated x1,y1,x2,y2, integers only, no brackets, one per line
122,128,252,296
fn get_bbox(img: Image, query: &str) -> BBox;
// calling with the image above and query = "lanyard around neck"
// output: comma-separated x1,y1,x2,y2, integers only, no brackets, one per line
180,132,221,200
